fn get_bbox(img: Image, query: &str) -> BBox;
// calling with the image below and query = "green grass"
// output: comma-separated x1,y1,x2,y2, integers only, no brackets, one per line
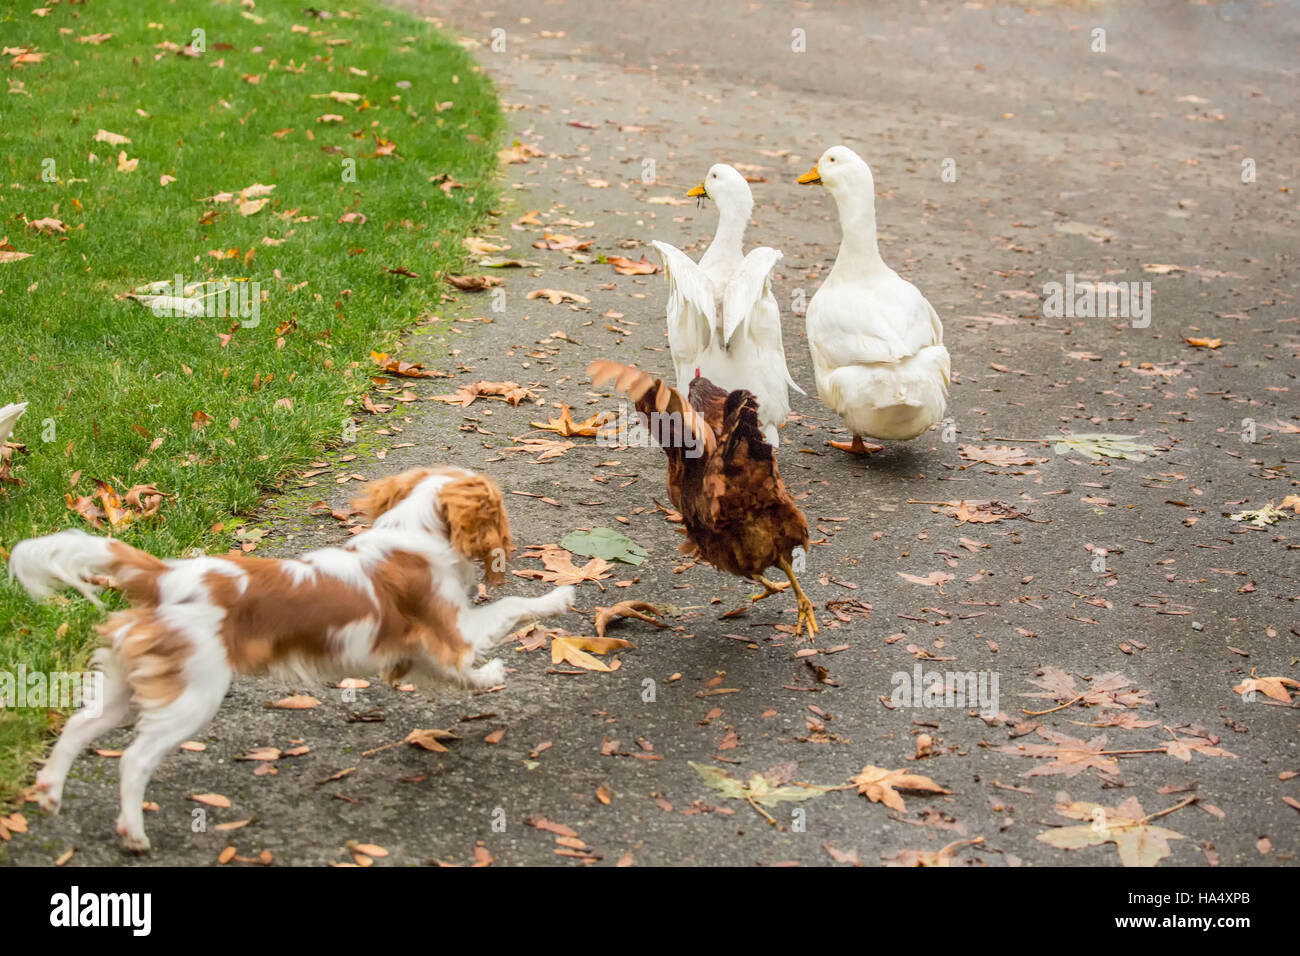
0,0,502,805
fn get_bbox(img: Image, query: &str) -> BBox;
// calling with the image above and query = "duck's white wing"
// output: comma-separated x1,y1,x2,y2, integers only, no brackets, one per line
808,277,940,368
723,248,804,396
923,297,951,387
721,247,780,344
651,240,717,385
0,402,27,445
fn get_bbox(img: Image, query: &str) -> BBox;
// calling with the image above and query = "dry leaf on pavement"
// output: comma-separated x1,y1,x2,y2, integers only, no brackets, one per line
1037,796,1187,867
593,600,671,638
550,634,634,672
851,765,951,813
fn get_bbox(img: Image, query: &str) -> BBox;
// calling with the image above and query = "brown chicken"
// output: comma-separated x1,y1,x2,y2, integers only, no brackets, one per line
588,361,817,636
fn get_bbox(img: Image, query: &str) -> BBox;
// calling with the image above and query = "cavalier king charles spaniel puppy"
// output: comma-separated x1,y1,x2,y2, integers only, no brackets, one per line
10,466,575,852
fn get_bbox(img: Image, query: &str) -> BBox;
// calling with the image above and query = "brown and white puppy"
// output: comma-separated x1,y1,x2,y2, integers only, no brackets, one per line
9,466,574,852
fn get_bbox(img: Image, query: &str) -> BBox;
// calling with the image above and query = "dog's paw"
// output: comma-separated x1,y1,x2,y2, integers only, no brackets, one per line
33,776,62,815
116,818,151,854
471,658,506,688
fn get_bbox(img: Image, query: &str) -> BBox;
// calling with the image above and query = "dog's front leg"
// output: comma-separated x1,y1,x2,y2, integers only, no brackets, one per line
462,585,576,651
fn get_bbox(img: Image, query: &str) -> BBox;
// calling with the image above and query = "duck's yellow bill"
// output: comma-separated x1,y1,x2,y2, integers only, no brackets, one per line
686,183,706,197
796,166,821,185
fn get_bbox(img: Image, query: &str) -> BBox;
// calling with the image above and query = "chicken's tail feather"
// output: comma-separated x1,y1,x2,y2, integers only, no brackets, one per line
587,361,716,455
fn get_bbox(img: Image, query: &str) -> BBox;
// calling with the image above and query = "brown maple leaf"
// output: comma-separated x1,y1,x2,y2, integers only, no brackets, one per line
850,765,951,813
1161,730,1237,763
525,288,591,305
606,254,660,276
531,233,592,252
996,727,1121,780
593,600,672,638
370,350,440,379
432,380,539,408
498,139,543,164
405,728,459,752
1071,711,1160,730
529,403,609,438
914,499,1028,524
1022,667,1151,714
883,836,985,867
513,548,613,588
503,437,574,462
1037,795,1187,867
549,634,634,672
1233,673,1299,704
958,444,1047,467
444,274,501,292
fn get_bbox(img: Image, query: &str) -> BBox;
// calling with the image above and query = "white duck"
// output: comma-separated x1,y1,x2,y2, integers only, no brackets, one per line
798,145,950,454
0,402,27,446
650,163,803,446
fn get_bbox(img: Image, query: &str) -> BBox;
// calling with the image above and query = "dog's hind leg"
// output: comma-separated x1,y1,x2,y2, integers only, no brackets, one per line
34,648,133,815
115,666,231,853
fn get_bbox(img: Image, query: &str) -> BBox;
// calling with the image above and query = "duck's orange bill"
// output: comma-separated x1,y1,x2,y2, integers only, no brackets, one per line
686,183,706,197
796,165,821,185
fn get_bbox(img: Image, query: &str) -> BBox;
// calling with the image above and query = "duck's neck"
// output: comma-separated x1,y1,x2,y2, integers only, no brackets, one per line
700,199,750,274
827,182,888,279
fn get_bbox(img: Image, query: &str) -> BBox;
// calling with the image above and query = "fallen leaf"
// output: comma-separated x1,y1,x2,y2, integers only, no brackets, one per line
1037,796,1185,867
526,288,590,306
593,600,672,638
606,255,660,275
851,765,951,813
550,634,633,672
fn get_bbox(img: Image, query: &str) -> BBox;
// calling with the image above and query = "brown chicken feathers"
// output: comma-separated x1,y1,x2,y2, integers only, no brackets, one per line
588,361,818,636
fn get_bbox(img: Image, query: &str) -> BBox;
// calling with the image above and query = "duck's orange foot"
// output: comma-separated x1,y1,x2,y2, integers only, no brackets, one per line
827,437,883,455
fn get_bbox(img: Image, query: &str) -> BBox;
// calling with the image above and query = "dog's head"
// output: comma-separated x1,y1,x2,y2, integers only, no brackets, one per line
354,467,513,586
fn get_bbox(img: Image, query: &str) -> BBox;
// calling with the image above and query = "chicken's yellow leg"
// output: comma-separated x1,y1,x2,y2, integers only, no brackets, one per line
778,556,819,638
750,575,791,602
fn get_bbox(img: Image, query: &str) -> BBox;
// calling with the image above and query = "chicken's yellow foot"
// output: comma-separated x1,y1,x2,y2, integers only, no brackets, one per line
750,575,791,602
777,556,819,638
827,436,883,455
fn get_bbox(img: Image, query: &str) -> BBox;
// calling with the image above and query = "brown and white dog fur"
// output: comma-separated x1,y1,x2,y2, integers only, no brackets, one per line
9,466,575,852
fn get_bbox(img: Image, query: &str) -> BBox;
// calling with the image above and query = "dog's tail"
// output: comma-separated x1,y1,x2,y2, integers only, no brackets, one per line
9,529,166,607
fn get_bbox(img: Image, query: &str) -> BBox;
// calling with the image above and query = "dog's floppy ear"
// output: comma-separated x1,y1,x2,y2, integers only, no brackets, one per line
438,473,513,586
352,468,435,522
